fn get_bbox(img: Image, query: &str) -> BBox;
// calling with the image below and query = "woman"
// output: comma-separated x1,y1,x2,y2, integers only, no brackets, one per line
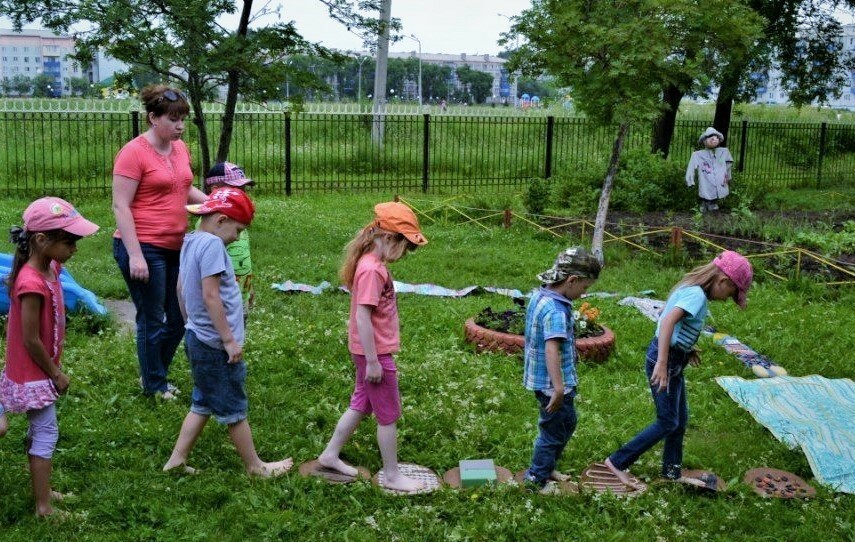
112,85,207,399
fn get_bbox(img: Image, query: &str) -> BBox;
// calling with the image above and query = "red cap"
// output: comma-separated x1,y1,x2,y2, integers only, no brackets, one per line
23,197,99,237
186,187,255,225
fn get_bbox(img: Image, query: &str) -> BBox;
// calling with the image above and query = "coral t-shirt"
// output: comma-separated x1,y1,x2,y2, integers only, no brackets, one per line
347,253,400,363
113,135,194,251
4,262,65,383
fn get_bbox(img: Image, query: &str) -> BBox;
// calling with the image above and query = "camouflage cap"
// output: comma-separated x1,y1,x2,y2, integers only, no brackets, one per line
537,246,601,285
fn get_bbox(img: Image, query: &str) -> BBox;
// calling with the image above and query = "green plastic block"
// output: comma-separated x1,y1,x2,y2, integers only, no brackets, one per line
459,459,497,488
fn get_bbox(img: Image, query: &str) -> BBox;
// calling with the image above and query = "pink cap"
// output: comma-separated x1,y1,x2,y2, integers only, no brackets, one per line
23,197,99,237
204,162,254,187
186,187,255,225
714,250,753,308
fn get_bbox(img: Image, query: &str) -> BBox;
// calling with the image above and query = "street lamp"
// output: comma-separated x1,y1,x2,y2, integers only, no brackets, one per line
408,34,422,106
350,52,369,103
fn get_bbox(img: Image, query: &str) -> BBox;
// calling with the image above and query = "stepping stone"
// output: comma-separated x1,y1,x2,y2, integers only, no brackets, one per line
744,467,815,499
443,465,514,489
298,460,371,484
372,463,441,495
579,462,646,497
513,469,579,494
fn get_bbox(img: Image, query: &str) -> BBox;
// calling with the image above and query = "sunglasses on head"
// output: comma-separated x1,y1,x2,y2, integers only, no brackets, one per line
157,89,188,104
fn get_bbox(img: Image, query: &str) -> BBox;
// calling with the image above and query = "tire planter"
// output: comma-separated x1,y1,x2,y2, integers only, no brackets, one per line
464,318,615,363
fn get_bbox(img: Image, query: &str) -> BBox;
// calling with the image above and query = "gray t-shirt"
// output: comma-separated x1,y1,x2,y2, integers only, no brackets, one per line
180,231,245,349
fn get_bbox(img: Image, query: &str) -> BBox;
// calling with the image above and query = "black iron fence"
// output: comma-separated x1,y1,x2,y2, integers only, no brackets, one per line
1,111,853,197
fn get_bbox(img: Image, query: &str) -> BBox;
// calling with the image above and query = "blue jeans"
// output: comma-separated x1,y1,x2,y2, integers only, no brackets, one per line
114,239,184,395
185,330,248,425
608,339,689,479
525,389,577,486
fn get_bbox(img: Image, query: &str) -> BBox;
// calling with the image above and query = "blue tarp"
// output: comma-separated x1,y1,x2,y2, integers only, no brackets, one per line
0,253,106,315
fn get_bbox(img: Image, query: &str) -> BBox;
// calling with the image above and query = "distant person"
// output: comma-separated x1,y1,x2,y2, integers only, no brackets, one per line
685,127,733,213
112,84,207,400
163,188,293,477
316,202,428,493
603,251,752,491
522,247,601,494
1,197,99,517
440,99,448,112
203,162,256,318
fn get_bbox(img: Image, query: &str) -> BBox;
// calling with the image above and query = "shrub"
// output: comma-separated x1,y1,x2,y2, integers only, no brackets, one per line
523,178,550,216
611,148,694,212
551,164,604,215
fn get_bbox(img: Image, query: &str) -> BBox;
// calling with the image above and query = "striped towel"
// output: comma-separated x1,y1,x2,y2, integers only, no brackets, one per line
716,375,855,494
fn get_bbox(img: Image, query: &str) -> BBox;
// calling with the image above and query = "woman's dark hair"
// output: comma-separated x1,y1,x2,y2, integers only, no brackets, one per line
140,84,190,124
6,228,79,288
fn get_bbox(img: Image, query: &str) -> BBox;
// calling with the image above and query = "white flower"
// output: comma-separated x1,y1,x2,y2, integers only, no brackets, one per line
578,320,587,330
573,311,581,320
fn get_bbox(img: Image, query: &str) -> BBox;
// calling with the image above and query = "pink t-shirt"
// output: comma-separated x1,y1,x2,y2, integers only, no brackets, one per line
347,253,400,364
113,135,194,251
4,262,65,383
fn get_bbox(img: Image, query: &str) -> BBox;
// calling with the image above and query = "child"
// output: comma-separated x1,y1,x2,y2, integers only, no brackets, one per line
523,247,601,494
604,250,752,490
316,202,428,492
685,127,733,213
163,187,292,477
203,162,255,316
0,197,99,517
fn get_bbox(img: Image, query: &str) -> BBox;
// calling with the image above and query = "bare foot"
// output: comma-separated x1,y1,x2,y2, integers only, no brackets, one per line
549,470,571,482
604,458,647,491
248,458,293,478
317,454,358,478
382,472,425,493
163,461,197,475
675,476,707,488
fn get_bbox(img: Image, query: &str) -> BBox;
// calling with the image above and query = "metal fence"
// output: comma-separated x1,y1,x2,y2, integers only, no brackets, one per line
1,110,853,197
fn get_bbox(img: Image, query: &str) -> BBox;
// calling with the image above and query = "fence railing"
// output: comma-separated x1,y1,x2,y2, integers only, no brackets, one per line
1,111,853,197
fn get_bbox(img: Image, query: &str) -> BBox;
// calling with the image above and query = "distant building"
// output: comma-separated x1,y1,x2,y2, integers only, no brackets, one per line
0,28,92,96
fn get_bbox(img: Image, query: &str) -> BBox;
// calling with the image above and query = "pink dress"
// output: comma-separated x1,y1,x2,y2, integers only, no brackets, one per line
0,261,65,412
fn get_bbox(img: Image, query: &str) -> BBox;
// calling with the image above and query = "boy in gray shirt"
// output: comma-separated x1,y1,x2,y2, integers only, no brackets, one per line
163,187,292,477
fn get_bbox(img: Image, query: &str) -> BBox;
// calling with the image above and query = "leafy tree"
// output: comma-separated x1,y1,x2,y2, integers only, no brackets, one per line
69,76,96,97
0,0,396,176
421,63,452,102
517,76,558,101
8,74,32,96
31,74,57,97
455,65,493,104
504,0,759,263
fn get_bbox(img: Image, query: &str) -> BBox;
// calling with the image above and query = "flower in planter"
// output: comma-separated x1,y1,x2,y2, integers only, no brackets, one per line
573,301,604,339
472,299,604,339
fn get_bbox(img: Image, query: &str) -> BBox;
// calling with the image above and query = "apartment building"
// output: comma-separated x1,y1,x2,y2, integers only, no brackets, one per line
389,51,515,104
0,29,91,96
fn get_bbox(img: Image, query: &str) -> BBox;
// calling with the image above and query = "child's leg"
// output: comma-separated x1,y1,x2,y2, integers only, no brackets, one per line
228,419,292,477
318,408,366,476
0,413,7,438
163,412,209,472
526,391,577,486
26,405,59,516
661,375,688,479
30,455,54,516
377,422,423,492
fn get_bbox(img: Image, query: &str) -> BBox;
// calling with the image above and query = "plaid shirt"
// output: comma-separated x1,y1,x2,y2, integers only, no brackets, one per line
523,287,577,393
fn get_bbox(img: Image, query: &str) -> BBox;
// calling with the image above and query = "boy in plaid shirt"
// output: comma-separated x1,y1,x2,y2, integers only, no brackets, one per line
523,247,601,493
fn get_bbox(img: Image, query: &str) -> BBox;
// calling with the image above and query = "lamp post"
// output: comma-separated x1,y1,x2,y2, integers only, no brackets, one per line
351,52,369,103
409,34,422,106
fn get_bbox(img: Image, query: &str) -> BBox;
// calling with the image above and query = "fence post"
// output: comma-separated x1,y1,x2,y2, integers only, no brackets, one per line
284,111,292,196
544,116,554,179
817,122,827,189
131,110,140,139
737,120,747,173
422,113,430,193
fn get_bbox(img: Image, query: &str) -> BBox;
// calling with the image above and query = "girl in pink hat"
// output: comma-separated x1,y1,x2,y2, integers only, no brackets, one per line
603,250,752,491
1,197,98,517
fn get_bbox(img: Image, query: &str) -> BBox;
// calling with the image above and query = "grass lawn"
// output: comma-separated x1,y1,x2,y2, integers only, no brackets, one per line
0,193,852,541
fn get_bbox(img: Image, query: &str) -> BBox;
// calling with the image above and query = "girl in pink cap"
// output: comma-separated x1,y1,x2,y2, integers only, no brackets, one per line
317,202,428,492
603,250,752,491
1,197,98,517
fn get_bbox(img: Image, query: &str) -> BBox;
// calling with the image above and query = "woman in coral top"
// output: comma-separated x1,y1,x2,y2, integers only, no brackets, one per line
112,84,207,399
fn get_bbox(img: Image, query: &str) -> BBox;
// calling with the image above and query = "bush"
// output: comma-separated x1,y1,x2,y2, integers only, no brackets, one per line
523,178,550,216
611,149,694,212
551,164,605,215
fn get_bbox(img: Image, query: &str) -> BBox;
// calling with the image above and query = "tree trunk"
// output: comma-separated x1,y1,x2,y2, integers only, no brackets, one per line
371,0,392,147
187,72,211,189
651,84,684,158
713,68,742,143
591,122,630,266
214,0,253,180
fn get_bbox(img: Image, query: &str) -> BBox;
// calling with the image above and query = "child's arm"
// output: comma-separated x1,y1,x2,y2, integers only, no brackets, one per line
355,304,382,384
544,338,565,413
201,275,241,363
20,294,69,393
651,307,686,393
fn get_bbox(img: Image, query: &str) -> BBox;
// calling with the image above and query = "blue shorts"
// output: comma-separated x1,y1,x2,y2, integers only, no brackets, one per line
185,330,248,425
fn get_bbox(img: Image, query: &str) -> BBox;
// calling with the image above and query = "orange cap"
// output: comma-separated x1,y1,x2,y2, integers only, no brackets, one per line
374,202,428,245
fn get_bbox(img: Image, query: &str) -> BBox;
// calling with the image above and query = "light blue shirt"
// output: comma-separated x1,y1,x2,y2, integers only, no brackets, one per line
656,285,709,352
523,287,577,394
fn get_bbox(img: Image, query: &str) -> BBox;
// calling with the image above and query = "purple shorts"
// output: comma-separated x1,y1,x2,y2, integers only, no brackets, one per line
27,403,58,459
349,353,401,426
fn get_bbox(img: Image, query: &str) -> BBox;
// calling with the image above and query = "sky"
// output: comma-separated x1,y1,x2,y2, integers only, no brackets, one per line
1,0,533,56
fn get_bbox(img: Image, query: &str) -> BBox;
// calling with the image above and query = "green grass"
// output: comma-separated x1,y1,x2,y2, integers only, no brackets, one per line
0,193,853,541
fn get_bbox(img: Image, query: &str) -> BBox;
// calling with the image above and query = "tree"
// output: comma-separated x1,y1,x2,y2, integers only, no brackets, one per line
0,0,394,177
455,65,493,104
31,74,56,97
69,76,94,97
712,0,855,141
504,0,759,263
6,74,32,96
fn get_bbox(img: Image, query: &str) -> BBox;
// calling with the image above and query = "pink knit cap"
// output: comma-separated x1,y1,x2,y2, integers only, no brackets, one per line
713,250,753,308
